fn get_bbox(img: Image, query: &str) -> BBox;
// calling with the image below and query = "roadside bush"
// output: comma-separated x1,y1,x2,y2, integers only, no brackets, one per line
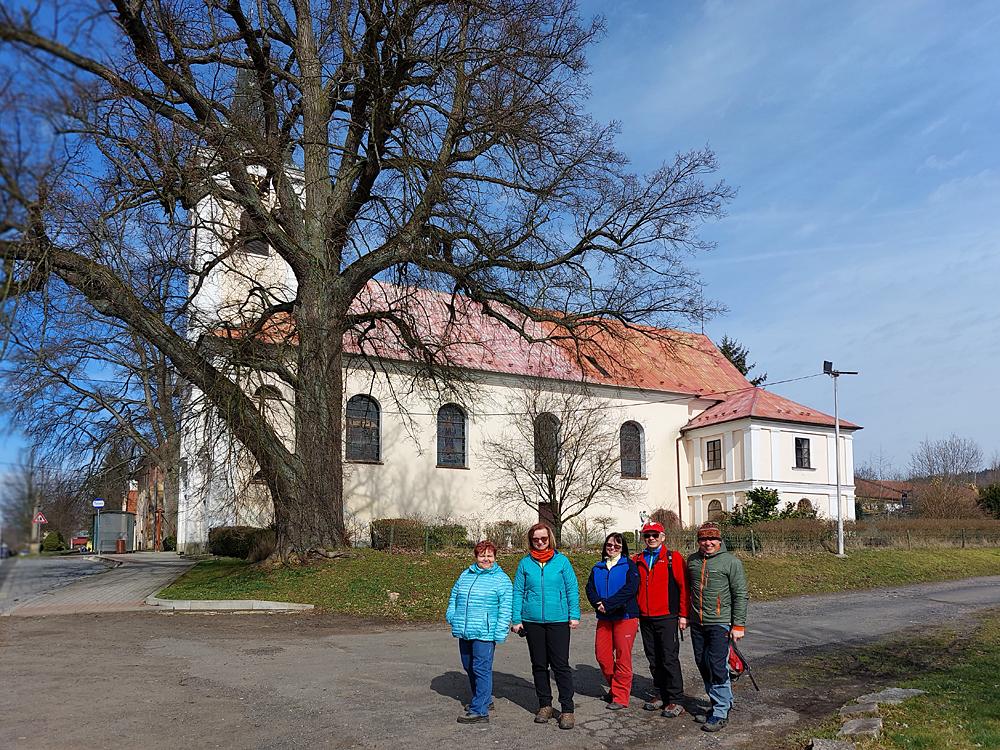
162,535,177,552
483,520,527,549
208,526,274,559
247,528,277,562
370,518,423,550
651,508,682,530
42,530,67,552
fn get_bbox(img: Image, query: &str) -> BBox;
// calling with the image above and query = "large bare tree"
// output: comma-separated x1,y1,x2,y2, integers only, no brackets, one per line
0,0,732,559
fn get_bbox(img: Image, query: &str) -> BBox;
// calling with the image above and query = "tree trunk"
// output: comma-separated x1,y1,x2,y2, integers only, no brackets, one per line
271,277,348,559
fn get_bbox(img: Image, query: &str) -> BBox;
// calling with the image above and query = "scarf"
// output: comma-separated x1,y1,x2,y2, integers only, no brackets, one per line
605,554,621,570
529,548,555,564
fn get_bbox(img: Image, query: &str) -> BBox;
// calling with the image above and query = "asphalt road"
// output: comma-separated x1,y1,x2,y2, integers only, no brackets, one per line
2,574,999,750
0,556,107,615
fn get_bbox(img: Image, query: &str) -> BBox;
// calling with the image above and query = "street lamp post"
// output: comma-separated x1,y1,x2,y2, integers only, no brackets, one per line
823,361,858,558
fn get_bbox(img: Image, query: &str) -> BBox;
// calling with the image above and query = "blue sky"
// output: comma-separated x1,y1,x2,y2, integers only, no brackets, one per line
580,0,1000,471
1,0,998,474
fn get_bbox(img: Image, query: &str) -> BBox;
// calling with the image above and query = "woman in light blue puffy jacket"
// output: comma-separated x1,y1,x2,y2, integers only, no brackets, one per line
446,539,513,724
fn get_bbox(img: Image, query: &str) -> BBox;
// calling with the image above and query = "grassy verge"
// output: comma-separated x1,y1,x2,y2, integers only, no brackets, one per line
778,609,1000,750
157,547,1000,622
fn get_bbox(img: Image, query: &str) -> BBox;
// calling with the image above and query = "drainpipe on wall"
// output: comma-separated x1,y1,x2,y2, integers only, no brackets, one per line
675,436,685,527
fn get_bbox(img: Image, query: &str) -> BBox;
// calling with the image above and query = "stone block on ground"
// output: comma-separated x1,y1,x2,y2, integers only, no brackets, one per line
838,718,882,738
839,702,879,717
808,740,856,750
855,687,926,705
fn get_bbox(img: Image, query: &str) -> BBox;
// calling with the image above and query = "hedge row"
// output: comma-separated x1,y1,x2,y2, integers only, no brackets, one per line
208,526,276,560
370,518,468,551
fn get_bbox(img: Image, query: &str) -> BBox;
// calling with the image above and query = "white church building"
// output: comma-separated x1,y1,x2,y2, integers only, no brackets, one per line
176,187,860,552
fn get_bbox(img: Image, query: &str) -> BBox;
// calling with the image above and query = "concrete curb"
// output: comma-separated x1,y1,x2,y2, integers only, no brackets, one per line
86,555,124,568
144,594,314,612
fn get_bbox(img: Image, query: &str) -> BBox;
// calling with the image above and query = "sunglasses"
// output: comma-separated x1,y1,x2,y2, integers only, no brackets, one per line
699,537,722,542
642,532,660,538
605,541,622,547
531,536,549,542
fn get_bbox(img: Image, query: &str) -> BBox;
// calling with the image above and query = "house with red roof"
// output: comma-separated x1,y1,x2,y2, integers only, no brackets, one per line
176,190,860,550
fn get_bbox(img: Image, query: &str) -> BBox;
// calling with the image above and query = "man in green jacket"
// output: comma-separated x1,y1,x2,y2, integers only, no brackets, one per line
686,521,748,733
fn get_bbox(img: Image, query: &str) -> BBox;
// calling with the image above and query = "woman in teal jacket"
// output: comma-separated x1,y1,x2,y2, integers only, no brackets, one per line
510,522,581,730
446,540,513,724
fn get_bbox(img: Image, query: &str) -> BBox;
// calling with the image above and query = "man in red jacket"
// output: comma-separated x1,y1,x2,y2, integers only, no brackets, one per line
633,521,689,717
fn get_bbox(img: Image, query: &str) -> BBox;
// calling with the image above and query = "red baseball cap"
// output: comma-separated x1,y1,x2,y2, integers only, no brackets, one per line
641,521,665,534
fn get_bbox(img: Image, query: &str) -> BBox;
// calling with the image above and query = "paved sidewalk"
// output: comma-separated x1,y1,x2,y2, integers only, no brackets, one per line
4,552,195,616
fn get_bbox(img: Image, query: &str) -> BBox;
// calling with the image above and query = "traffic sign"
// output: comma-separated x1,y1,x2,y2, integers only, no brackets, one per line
92,499,105,509
32,511,48,525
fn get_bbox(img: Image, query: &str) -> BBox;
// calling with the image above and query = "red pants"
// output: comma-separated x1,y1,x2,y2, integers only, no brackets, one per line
594,618,639,704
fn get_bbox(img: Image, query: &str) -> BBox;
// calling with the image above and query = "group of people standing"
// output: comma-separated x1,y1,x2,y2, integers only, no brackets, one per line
445,519,749,733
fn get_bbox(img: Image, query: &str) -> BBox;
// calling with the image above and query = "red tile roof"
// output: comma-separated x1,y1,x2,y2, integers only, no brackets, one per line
681,386,861,432
212,281,752,397
854,478,913,501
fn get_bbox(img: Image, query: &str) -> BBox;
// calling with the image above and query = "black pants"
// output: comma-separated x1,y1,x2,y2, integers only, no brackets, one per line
522,621,575,713
639,616,684,703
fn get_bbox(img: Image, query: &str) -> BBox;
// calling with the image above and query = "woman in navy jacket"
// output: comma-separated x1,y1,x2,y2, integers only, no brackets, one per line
586,532,640,709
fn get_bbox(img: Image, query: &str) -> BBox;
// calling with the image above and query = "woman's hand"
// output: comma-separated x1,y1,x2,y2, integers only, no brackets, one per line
569,620,580,629
596,602,606,614
511,623,524,634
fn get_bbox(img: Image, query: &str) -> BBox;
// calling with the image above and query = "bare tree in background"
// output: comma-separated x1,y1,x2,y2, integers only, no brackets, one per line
909,435,983,484
908,435,984,519
1,222,184,542
0,0,731,560
0,450,89,547
855,447,901,482
481,386,637,544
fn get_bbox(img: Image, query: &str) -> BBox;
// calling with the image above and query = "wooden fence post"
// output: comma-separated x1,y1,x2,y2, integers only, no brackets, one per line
750,529,757,556
389,524,395,554
906,529,911,550
962,528,966,549
425,528,430,554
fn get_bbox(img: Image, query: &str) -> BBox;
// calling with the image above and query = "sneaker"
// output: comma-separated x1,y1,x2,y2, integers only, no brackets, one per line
534,706,556,724
660,703,685,718
457,713,489,724
702,716,728,732
489,702,496,712
694,712,712,724
558,712,575,730
642,698,664,711
607,702,628,711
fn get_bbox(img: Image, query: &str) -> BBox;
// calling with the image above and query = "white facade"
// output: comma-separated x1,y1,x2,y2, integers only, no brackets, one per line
176,190,858,551
682,418,856,526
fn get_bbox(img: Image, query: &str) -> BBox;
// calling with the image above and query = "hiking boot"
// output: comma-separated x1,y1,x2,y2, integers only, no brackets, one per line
702,716,728,732
607,702,628,711
601,692,613,703
534,706,556,724
694,712,712,724
660,703,685,718
642,698,664,711
457,713,489,724
489,701,496,712
558,712,575,730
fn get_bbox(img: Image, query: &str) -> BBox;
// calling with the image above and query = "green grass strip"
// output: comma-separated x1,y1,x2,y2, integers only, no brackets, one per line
157,547,1000,622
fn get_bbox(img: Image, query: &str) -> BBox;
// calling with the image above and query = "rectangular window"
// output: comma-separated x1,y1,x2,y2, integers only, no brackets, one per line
706,439,722,471
795,437,811,469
